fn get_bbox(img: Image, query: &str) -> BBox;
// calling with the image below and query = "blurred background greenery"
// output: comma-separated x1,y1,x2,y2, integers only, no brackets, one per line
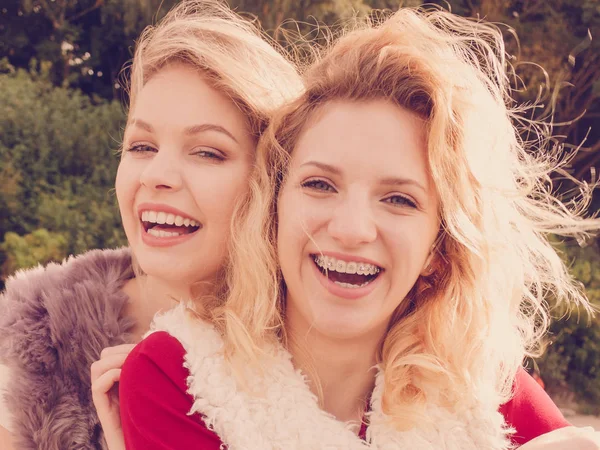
0,0,599,413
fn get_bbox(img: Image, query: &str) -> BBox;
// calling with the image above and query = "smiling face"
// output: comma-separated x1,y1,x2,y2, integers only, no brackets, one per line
116,64,255,287
277,99,441,342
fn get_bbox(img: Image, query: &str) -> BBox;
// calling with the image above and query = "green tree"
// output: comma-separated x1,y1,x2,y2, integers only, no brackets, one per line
0,63,126,284
1,0,178,98
441,0,600,205
1,229,68,278
537,240,600,414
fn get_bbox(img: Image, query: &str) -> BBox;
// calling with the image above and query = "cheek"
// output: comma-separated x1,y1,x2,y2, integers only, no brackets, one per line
278,191,311,245
276,191,307,274
383,219,437,273
187,163,251,222
282,192,329,236
276,200,294,256
115,162,136,218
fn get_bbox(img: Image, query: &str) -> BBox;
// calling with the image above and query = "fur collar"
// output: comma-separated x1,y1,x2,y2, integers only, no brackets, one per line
152,305,514,450
0,248,135,450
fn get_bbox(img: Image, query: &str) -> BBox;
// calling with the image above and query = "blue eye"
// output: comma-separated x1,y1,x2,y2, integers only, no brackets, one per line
192,148,226,161
127,143,156,153
383,195,417,208
301,179,336,192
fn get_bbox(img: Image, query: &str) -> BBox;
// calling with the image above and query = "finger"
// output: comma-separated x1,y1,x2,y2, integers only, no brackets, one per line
90,353,130,381
100,344,136,359
91,368,121,398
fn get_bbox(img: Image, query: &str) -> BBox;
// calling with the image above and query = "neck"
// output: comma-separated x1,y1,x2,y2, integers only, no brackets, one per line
285,309,381,425
145,275,195,304
123,275,194,342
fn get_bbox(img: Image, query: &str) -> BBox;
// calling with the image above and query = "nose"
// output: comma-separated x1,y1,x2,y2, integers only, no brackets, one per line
139,148,183,191
327,194,377,248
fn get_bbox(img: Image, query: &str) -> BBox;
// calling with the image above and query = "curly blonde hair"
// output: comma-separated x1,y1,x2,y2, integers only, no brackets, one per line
217,7,599,430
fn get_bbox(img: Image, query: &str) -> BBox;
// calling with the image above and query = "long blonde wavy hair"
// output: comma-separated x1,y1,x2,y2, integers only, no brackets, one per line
121,0,303,287
216,7,599,430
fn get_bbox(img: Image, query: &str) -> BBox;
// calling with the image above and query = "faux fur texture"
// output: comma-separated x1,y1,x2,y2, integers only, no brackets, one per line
0,248,135,450
151,305,515,450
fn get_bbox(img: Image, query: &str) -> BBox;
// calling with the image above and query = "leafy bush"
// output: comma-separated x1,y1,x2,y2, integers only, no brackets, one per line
0,65,127,283
537,239,600,414
1,229,68,277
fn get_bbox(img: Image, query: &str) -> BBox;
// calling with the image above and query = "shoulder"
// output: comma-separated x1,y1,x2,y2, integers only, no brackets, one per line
1,247,132,312
0,247,134,368
120,332,223,450
0,363,13,432
0,248,135,448
123,331,188,387
500,367,570,445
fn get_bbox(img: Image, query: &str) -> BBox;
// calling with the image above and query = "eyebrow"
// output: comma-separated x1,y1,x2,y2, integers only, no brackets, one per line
300,161,342,176
300,160,428,193
183,124,238,144
380,176,427,194
129,119,239,144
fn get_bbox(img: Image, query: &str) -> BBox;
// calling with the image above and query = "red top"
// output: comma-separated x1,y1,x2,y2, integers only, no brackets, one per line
120,331,570,449
499,367,570,444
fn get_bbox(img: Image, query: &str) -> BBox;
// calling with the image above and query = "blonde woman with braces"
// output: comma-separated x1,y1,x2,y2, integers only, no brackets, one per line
113,6,599,450
0,1,302,449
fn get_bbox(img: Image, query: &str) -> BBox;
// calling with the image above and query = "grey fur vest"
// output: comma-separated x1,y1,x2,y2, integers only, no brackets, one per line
0,248,135,450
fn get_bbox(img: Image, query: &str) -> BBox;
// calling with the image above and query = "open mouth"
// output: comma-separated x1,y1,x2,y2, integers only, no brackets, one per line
311,254,383,289
141,210,202,238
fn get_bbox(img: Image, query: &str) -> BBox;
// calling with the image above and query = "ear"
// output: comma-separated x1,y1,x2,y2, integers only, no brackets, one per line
420,251,436,277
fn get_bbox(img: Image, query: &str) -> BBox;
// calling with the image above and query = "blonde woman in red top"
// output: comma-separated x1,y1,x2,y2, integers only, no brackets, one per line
107,6,600,450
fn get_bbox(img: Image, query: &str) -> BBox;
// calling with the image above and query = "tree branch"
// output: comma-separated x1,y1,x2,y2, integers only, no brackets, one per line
518,0,546,21
36,0,61,29
66,0,104,23
574,143,600,181
465,0,475,16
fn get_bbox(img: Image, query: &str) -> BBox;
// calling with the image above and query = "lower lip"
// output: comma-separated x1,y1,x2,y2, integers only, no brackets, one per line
140,226,201,247
310,258,381,300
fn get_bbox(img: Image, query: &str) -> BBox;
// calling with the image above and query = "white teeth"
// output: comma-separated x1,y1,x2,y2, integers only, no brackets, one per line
334,281,369,289
147,228,182,238
346,262,357,274
314,255,380,275
141,210,200,228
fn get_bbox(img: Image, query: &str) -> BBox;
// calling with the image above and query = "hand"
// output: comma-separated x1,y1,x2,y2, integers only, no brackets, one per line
91,344,136,450
0,425,15,450
519,426,600,450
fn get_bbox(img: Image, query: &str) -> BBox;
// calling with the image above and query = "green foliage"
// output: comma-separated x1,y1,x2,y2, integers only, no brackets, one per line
0,67,126,282
442,0,600,190
1,229,68,277
537,240,600,414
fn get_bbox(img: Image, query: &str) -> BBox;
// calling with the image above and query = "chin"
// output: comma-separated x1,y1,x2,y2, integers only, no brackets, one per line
310,310,375,341
138,256,198,283
320,324,374,341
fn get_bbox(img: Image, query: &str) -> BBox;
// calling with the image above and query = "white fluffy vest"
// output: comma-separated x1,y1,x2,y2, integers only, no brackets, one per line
151,305,514,450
